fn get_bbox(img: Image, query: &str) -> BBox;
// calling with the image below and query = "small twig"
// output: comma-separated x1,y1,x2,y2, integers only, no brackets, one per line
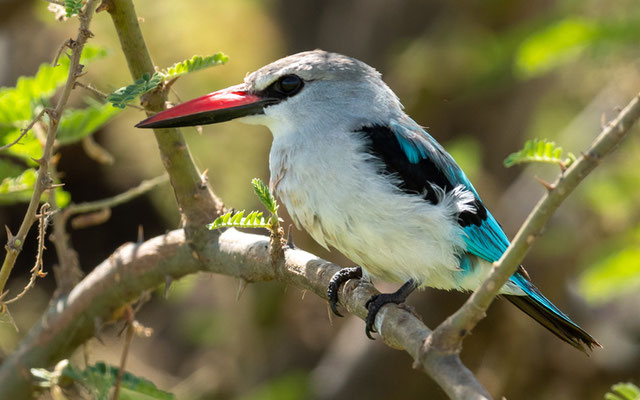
4,203,50,305
64,174,169,217
82,136,115,165
112,306,135,400
74,81,145,110
52,39,72,68
0,307,19,333
0,109,48,152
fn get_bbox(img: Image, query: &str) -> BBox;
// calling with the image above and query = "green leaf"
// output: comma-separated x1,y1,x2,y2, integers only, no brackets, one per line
0,169,38,205
207,210,272,230
160,53,229,79
516,18,599,78
0,44,108,160
0,44,106,124
57,98,121,145
65,0,83,17
579,226,640,304
61,362,175,400
251,178,278,215
504,138,575,168
107,73,163,109
604,382,640,400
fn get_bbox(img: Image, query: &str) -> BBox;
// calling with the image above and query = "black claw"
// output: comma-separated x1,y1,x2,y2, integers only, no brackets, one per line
364,279,419,339
327,266,363,317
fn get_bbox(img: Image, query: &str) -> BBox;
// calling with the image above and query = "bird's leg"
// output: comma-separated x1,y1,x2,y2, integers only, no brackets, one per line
328,266,363,317
365,279,419,339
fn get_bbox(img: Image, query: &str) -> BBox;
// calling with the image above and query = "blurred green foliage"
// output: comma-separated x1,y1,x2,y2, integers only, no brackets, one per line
238,371,309,400
605,382,640,400
579,226,640,305
0,44,114,208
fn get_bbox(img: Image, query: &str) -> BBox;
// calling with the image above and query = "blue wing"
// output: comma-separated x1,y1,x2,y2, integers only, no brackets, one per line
386,118,510,263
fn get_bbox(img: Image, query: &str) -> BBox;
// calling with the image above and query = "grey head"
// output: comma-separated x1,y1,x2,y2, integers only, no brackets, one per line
240,50,405,137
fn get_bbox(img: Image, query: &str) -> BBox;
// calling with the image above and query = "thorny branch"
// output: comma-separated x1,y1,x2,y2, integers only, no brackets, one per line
3,203,50,307
0,109,48,152
0,0,100,301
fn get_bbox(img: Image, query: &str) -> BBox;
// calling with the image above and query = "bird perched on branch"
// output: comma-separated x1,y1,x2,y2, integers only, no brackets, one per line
137,50,599,352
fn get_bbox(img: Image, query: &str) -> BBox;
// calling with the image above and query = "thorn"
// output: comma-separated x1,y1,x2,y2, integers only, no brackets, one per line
81,29,94,39
163,76,180,92
0,290,9,302
236,278,248,301
301,290,306,300
44,107,59,121
137,225,144,243
96,0,111,13
94,317,105,345
30,157,45,166
48,183,65,189
535,176,555,191
601,112,607,129
517,265,531,281
286,224,295,249
164,275,172,299
199,169,209,189
5,226,15,242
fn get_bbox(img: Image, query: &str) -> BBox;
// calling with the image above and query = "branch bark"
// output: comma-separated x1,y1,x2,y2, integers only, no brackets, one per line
0,228,489,399
104,0,224,228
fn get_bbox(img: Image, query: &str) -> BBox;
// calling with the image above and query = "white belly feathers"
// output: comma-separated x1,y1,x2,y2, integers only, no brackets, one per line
269,131,472,289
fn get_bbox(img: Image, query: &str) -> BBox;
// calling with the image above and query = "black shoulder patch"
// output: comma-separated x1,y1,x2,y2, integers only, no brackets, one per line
358,124,485,227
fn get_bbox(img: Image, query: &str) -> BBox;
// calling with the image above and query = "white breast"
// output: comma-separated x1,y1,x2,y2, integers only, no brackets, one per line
269,128,471,289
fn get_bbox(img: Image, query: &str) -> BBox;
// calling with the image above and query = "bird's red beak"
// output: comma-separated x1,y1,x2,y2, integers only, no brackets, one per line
135,85,278,129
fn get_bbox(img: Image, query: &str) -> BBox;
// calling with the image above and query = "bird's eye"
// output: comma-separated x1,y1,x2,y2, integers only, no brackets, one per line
273,74,303,96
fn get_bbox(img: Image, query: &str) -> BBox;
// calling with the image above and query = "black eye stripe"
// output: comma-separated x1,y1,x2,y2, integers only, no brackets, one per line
261,74,304,99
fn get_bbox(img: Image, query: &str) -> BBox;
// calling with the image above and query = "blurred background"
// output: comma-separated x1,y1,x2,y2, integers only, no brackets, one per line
1,0,640,398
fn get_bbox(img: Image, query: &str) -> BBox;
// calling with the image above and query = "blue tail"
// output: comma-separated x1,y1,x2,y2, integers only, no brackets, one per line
505,273,600,353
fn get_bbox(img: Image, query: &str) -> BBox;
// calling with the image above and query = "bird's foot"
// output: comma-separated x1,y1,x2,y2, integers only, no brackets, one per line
364,279,419,339
328,266,363,317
